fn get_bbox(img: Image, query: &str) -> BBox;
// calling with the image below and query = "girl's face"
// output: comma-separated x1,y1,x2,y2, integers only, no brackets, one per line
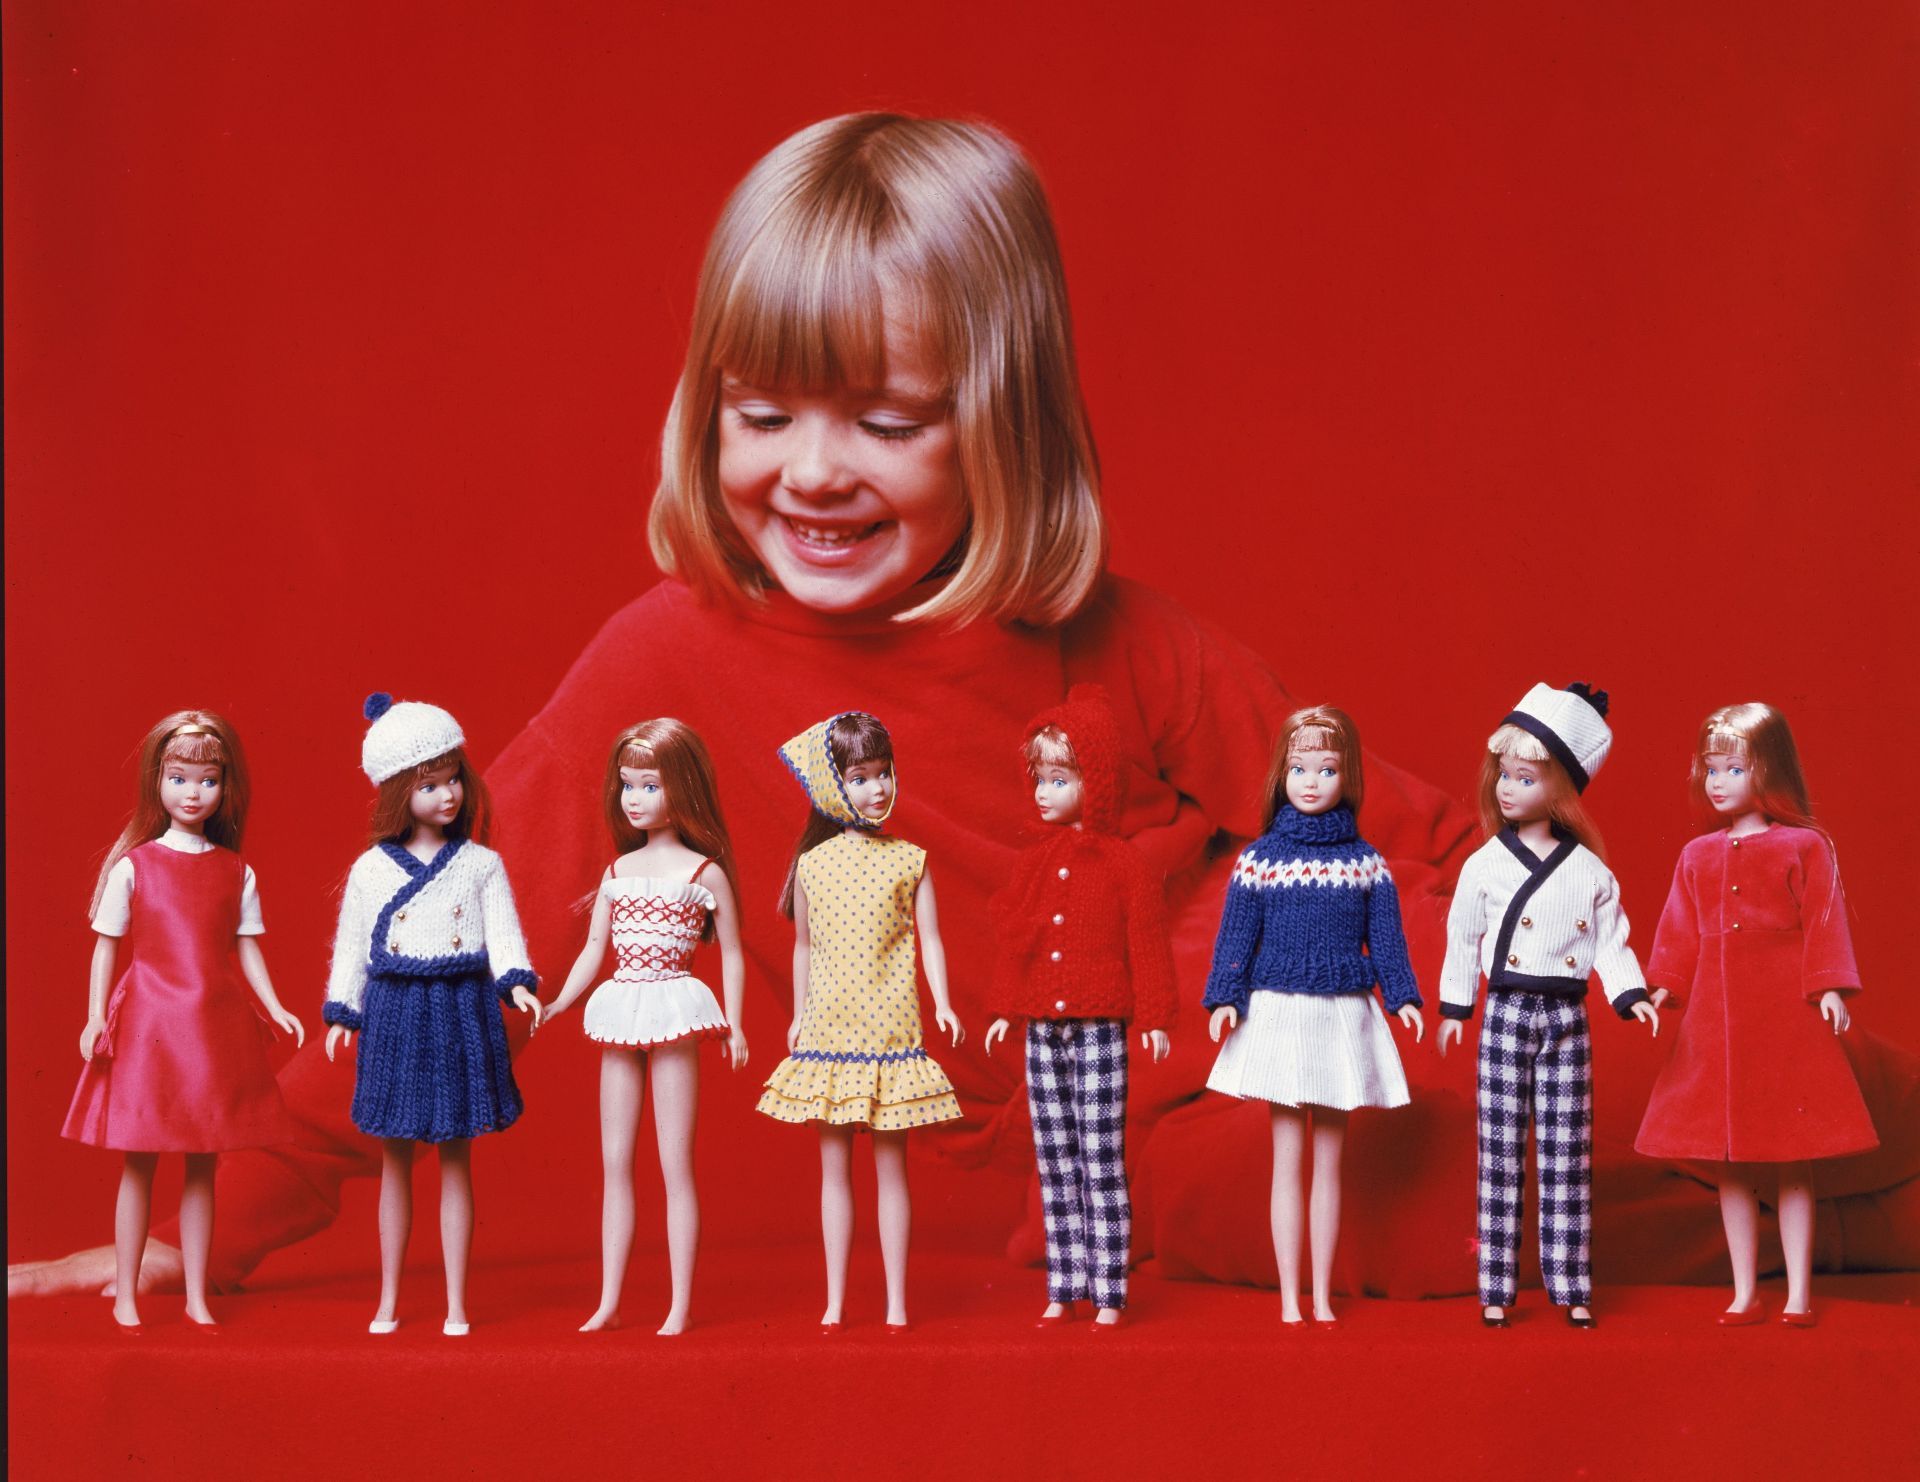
1702,751,1756,817
620,765,670,832
160,760,222,833
716,321,966,614
1284,748,1343,815
409,761,464,832
1032,763,1084,826
1494,754,1551,825
841,758,896,824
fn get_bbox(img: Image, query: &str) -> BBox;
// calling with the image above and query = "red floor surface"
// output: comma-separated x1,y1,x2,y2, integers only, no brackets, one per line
10,1248,1917,1481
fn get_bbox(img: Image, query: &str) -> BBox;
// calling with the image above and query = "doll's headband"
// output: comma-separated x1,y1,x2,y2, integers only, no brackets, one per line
777,713,895,829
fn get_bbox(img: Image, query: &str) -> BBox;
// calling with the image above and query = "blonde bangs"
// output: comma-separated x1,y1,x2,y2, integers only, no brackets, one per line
1024,725,1078,774
1486,723,1549,762
161,731,229,770
1287,724,1340,756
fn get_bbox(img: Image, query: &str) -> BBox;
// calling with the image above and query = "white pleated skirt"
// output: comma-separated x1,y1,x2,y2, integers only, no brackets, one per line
1206,991,1410,1110
583,975,728,1048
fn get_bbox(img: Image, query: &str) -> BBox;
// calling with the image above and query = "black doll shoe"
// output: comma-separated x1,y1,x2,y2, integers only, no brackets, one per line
1480,1306,1511,1328
1567,1308,1598,1329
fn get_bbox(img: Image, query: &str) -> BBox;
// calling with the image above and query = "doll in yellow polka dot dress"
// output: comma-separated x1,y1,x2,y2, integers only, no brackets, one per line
757,711,964,1332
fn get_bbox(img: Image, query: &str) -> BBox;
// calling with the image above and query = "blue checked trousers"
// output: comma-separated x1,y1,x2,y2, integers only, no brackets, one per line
1027,1018,1131,1309
1476,992,1594,1307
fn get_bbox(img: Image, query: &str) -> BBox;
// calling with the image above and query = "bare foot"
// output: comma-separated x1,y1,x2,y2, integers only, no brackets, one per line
656,1311,688,1337
113,1299,143,1328
1312,1301,1336,1323
9,1241,184,1300
579,1309,622,1333
820,1305,843,1326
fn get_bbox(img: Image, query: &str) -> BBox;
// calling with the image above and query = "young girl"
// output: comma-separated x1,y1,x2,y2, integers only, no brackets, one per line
757,712,963,1331
1436,682,1661,1327
983,684,1176,1329
29,114,1474,1301
63,710,303,1329
322,694,544,1336
1634,703,1876,1327
539,719,748,1335
1201,706,1424,1328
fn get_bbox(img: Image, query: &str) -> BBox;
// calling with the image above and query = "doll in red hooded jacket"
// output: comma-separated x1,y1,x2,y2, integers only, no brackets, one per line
983,684,1177,1329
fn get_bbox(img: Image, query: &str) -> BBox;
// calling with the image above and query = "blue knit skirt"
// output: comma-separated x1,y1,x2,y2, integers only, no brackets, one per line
351,967,523,1142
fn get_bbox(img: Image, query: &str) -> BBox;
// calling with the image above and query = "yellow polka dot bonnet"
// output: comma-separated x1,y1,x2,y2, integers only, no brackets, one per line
778,713,895,828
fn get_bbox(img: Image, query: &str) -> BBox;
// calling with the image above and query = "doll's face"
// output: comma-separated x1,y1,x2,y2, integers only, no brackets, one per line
1283,749,1343,815
409,761,464,831
619,766,670,831
1494,754,1551,825
160,760,223,833
717,319,966,615
1702,751,1756,817
1032,763,1085,826
841,758,896,823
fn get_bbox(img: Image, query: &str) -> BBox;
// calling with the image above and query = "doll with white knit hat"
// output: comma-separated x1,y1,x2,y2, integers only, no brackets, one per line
322,694,544,1336
1434,683,1660,1328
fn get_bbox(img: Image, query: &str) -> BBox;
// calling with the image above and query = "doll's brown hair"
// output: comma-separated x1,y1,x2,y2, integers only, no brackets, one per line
1477,724,1605,858
779,713,895,919
1689,702,1826,838
90,710,251,916
1259,705,1366,832
367,749,492,847
604,718,739,941
1022,725,1078,776
649,112,1106,628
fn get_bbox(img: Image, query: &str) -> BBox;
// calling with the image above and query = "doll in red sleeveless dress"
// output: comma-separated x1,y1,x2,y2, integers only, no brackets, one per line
63,711,304,1329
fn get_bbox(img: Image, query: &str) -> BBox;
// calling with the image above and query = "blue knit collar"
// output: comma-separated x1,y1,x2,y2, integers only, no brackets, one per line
1266,804,1357,846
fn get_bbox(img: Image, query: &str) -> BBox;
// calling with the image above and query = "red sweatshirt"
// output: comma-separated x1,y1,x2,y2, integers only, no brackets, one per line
163,574,1477,1285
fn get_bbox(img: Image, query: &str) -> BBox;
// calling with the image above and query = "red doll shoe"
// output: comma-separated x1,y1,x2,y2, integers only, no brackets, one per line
1036,1302,1079,1329
1717,1301,1765,1328
1780,1309,1818,1329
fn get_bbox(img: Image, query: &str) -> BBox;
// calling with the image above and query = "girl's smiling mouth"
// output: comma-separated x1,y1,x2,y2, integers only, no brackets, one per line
778,513,891,563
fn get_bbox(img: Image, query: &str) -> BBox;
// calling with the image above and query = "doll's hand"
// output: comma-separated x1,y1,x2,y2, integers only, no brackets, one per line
325,1024,354,1061
983,1018,1011,1055
935,1005,964,1047
1208,1005,1238,1043
511,986,544,1030
726,1026,749,1070
1436,1018,1463,1057
10,1239,184,1301
1631,1000,1661,1037
1142,1029,1170,1064
1820,991,1852,1034
79,1017,107,1061
1396,1005,1426,1043
270,1006,306,1047
1649,987,1671,1012
786,1018,802,1053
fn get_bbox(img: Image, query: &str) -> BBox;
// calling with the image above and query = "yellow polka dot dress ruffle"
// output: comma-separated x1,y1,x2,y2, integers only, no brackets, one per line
757,833,961,1131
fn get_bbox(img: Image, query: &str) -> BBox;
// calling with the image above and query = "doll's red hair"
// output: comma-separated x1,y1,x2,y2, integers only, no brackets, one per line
1259,705,1367,831
367,749,492,847
602,718,739,941
1689,702,1827,840
91,710,251,915
1477,724,1606,858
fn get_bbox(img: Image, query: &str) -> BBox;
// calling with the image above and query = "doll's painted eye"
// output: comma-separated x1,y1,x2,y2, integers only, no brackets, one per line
1319,767,1337,778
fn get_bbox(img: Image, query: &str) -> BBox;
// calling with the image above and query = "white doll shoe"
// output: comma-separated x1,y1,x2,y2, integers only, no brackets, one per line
442,1319,470,1337
367,1318,399,1335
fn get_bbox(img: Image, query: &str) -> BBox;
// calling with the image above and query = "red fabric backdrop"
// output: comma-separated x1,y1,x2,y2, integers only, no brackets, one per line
6,1,1916,1277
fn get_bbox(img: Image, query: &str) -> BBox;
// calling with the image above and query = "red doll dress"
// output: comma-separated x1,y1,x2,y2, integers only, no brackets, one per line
62,841,296,1152
1634,825,1877,1163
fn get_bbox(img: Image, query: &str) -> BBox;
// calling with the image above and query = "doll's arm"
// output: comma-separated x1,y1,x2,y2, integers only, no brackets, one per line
1437,857,1489,1020
543,879,613,1021
79,935,118,1060
916,866,963,1045
1590,870,1651,1019
1124,850,1178,1033
705,869,749,1069
1200,860,1261,1017
1364,866,1423,1013
1644,854,1702,1007
321,861,373,1031
235,938,305,1046
479,854,540,1016
1796,837,1862,1000
788,878,813,1050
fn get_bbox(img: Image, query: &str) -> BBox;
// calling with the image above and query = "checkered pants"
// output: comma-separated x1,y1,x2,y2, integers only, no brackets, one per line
1476,992,1593,1308
1028,1018,1131,1309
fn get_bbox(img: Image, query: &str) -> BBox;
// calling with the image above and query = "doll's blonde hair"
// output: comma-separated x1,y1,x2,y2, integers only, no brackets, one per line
649,113,1106,628
91,711,251,915
1259,706,1367,831
1478,723,1606,857
1690,703,1824,833
1023,725,1079,776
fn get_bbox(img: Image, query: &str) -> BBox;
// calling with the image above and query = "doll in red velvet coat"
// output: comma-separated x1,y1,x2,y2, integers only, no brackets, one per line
1635,704,1876,1327
983,684,1176,1328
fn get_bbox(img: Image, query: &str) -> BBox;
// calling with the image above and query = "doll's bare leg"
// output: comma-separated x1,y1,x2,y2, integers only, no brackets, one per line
179,1153,218,1325
581,1049,644,1332
113,1153,159,1327
1716,1163,1762,1312
374,1139,414,1324
873,1130,910,1326
650,1041,700,1336
1776,1161,1816,1315
439,1139,473,1328
1308,1109,1347,1323
1269,1106,1307,1324
818,1126,854,1324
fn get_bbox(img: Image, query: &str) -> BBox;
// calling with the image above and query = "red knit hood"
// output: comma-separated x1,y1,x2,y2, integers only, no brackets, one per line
1024,682,1126,836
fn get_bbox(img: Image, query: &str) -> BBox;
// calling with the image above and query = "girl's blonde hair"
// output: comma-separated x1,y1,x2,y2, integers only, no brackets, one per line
650,113,1106,628
1260,706,1366,831
1478,723,1606,858
92,711,251,915
603,718,739,940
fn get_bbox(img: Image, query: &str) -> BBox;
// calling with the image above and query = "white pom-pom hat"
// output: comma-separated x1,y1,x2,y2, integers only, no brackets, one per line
1498,682,1613,792
359,692,465,785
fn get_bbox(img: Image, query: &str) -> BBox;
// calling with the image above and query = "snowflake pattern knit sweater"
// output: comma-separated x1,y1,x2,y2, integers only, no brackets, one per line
1201,804,1420,1016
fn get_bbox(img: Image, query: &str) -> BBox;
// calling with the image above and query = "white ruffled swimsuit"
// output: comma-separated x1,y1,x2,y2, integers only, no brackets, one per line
582,865,729,1049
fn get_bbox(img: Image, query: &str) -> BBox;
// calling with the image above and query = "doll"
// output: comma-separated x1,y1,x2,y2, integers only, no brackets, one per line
63,710,304,1329
1201,706,1425,1327
540,719,748,1335
1435,683,1660,1327
982,684,1175,1329
1634,703,1876,1327
757,711,963,1332
322,694,543,1336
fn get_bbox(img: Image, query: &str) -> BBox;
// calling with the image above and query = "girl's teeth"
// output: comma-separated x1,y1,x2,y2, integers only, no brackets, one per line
790,519,874,546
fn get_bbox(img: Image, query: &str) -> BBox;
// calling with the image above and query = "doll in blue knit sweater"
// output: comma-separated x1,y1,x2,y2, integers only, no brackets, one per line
1202,706,1425,1326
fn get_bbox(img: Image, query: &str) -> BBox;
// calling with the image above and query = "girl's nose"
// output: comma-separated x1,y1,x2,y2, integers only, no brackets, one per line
781,418,851,500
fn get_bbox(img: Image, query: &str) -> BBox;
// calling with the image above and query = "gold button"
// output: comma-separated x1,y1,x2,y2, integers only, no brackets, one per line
1576,920,1588,931
452,936,462,948
1507,954,1519,966
1521,917,1533,928
397,910,407,921
1566,955,1578,967
388,940,399,952
1731,885,1740,894
453,905,464,918
1731,922,1740,932
1731,839,1741,849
